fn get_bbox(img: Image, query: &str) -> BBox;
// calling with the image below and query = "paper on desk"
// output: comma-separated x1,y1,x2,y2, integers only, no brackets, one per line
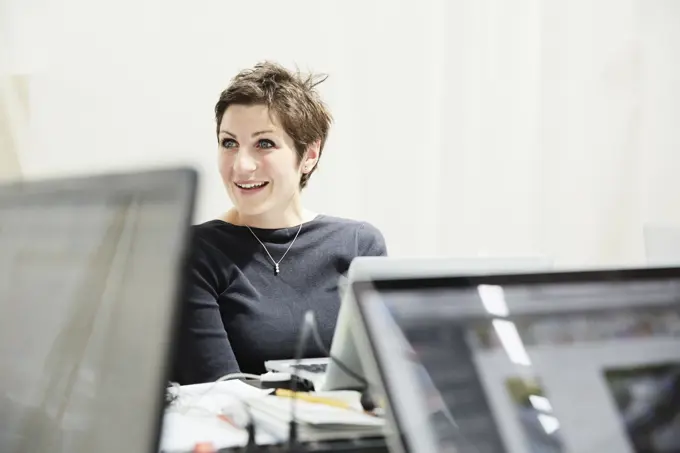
160,412,247,452
169,380,270,411
247,395,384,426
243,393,385,443
160,380,276,452
176,378,269,399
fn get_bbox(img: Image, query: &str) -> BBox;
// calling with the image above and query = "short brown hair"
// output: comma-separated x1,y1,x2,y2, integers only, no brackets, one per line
215,61,333,189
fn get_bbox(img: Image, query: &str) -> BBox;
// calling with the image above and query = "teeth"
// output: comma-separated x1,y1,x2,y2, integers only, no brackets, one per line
236,182,267,189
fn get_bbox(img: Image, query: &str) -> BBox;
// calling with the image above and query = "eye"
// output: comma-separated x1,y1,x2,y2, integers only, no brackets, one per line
256,139,275,150
221,138,238,149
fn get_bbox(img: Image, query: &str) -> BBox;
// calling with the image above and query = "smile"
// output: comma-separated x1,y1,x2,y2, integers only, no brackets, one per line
234,181,269,190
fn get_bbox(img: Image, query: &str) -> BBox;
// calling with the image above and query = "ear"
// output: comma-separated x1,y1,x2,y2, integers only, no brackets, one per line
301,140,321,174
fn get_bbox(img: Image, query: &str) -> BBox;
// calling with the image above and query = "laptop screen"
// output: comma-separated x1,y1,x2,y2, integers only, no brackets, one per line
0,170,195,453
355,271,680,453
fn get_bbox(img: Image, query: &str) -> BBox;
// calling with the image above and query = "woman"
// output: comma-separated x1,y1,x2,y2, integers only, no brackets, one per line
173,62,387,385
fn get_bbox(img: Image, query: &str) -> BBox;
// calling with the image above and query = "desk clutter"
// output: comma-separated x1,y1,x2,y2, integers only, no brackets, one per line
161,380,386,452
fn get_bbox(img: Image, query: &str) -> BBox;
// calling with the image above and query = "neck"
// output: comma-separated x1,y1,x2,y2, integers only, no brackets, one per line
226,200,312,229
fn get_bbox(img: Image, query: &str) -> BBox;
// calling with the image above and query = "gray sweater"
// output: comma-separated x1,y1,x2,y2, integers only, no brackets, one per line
172,215,387,384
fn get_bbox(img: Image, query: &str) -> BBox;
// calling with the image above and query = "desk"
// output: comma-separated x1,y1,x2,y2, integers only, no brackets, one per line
161,380,388,453
216,437,388,453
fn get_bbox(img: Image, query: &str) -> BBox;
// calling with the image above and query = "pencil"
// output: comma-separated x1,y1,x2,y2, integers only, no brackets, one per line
274,389,352,410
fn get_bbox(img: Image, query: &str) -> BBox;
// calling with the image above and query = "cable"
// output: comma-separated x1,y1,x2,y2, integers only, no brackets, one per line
305,311,380,412
167,372,260,412
168,373,263,408
307,313,369,389
194,372,262,400
237,399,258,453
287,311,316,451
214,372,262,383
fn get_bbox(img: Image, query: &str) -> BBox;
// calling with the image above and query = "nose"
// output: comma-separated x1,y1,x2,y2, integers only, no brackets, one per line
233,149,257,174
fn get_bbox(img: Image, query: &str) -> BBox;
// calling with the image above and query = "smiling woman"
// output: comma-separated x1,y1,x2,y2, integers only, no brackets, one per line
172,62,388,384
217,103,317,229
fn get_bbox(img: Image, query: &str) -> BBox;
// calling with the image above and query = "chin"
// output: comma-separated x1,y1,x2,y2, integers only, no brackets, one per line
234,200,274,218
226,192,265,215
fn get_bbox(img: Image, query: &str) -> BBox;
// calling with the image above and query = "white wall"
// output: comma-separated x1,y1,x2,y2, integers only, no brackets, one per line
3,0,680,266
0,76,25,181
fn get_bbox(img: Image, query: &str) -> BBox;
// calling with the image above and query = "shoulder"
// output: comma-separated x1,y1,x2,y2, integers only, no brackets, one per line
190,220,224,251
313,215,387,257
192,219,230,235
354,221,387,257
188,220,247,265
191,219,247,245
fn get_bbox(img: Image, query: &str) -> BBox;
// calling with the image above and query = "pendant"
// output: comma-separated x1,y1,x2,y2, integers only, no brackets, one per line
275,263,280,275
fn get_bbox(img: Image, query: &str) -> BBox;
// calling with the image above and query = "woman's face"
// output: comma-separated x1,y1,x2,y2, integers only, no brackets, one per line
217,104,318,221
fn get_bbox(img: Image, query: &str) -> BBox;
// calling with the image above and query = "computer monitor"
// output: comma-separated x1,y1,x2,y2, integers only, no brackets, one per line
352,267,680,453
0,168,197,453
319,256,553,391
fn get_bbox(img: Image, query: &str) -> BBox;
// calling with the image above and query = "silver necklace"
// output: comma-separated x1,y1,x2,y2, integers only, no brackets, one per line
246,223,303,275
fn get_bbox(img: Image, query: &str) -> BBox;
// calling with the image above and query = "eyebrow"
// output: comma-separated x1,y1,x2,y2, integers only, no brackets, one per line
219,129,275,138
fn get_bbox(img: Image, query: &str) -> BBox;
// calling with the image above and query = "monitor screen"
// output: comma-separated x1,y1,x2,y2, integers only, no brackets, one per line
357,274,680,453
0,172,194,453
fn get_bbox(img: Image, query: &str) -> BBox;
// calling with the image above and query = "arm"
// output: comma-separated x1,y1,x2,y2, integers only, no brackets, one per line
355,222,388,257
172,239,241,385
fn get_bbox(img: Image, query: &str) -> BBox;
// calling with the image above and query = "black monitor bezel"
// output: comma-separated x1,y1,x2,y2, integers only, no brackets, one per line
351,265,680,453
